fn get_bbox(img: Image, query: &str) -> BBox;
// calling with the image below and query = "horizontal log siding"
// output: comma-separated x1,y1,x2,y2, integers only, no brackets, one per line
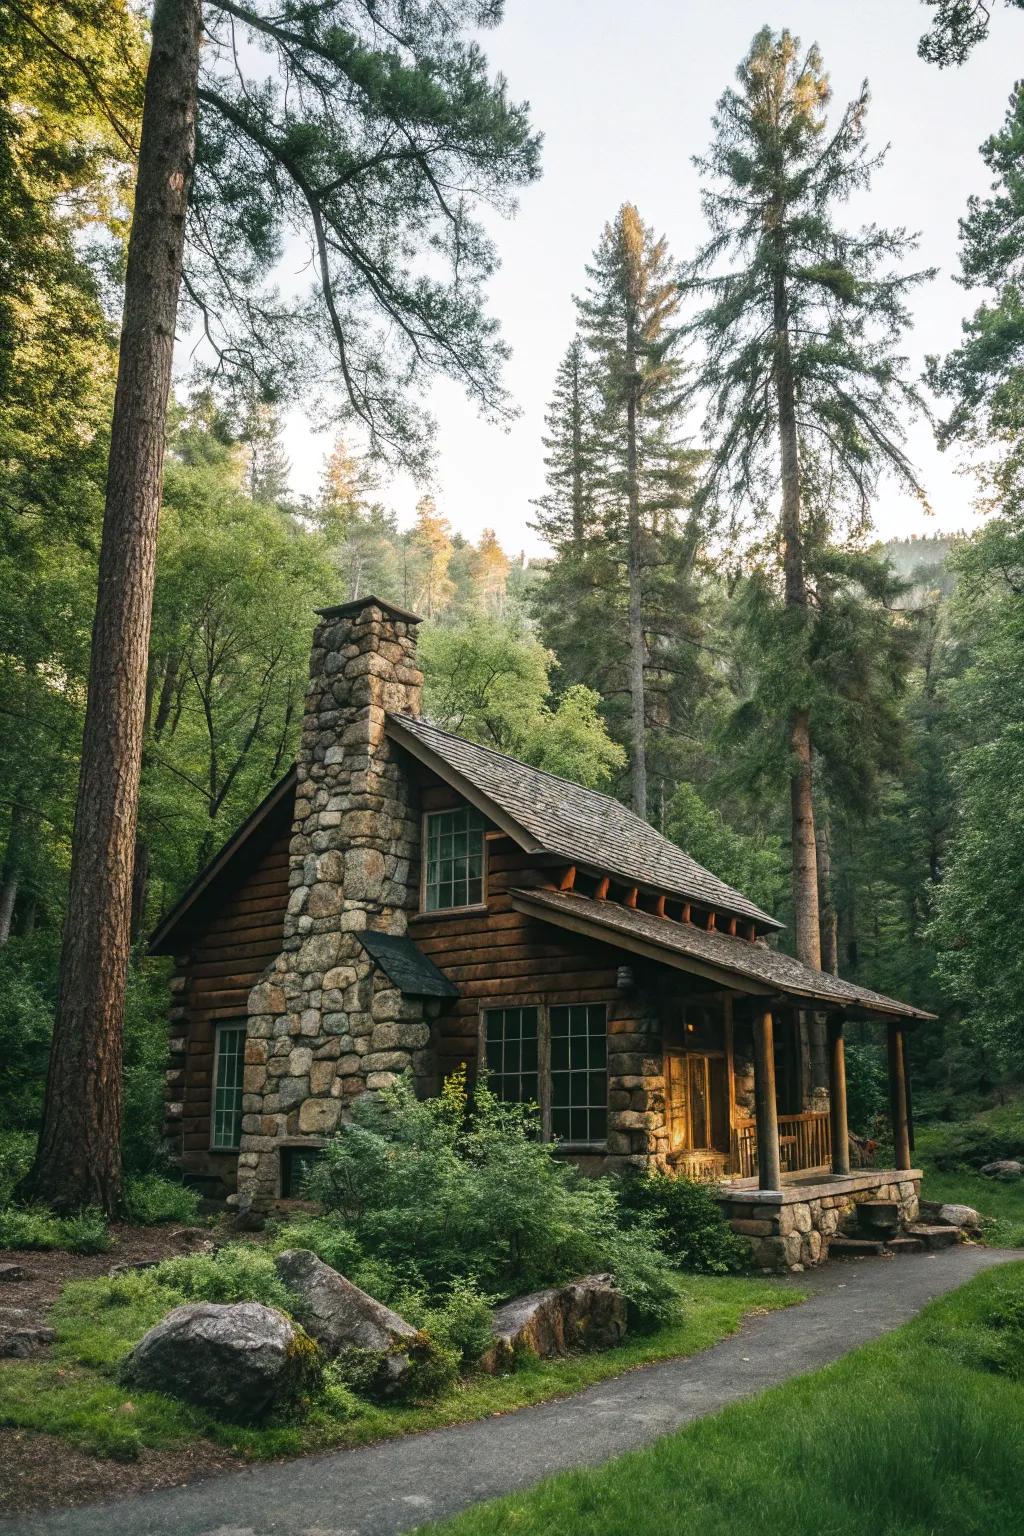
170,829,290,1178
409,774,668,1163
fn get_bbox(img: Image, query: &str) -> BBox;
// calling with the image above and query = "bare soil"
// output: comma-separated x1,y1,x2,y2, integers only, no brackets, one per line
0,1223,245,1520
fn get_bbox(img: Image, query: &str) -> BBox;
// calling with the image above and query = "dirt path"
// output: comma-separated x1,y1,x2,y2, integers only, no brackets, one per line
4,1245,1016,1536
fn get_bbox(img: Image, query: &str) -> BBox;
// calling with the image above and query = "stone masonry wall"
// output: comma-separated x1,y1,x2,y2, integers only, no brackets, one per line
236,599,428,1208
721,1172,921,1271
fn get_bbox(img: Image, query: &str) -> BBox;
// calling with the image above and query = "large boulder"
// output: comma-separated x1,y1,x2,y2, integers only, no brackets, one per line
981,1160,1023,1181
274,1248,421,1399
119,1301,318,1421
481,1274,626,1374
921,1200,984,1232
0,1307,55,1358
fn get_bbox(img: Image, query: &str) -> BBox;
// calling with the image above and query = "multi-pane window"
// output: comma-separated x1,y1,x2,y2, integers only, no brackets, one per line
211,1023,246,1150
482,1003,608,1146
484,1006,540,1104
424,806,485,911
550,1004,607,1143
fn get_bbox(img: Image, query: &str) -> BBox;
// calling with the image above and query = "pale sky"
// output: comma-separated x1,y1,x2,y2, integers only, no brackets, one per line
275,0,1024,557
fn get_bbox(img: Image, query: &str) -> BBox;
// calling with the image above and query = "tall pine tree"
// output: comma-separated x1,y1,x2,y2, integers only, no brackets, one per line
570,205,698,818
684,29,929,968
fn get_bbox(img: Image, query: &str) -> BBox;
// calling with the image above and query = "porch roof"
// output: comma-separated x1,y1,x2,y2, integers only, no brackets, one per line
509,887,935,1021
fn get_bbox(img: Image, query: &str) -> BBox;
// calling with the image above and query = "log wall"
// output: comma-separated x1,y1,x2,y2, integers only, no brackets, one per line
163,826,291,1188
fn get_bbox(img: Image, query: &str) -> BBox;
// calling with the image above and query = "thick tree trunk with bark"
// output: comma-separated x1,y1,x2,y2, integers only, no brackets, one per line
25,0,201,1212
625,326,647,820
773,266,821,971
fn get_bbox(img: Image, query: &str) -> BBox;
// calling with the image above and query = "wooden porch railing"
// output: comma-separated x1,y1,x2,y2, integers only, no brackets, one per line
731,1110,832,1180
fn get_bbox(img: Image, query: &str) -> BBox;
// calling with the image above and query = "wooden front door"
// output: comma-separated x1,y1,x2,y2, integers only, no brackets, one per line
665,1049,729,1156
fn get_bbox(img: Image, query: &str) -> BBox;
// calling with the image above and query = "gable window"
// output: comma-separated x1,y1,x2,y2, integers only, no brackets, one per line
424,805,485,911
481,1003,608,1148
211,1022,246,1150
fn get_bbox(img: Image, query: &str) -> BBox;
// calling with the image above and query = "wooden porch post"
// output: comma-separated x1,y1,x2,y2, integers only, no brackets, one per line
828,1015,850,1176
887,1022,912,1172
753,1007,782,1191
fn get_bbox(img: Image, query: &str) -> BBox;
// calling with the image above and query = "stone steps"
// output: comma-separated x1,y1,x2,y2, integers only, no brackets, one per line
885,1235,926,1255
828,1236,889,1258
904,1223,960,1251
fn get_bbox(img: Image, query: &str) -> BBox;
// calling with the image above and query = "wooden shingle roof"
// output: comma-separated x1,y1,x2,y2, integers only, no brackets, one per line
386,714,781,931
511,888,935,1021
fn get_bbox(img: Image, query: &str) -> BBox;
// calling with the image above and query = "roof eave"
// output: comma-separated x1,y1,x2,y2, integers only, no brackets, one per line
510,889,932,1022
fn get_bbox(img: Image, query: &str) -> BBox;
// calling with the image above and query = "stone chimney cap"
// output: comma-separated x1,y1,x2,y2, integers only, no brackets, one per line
316,595,422,625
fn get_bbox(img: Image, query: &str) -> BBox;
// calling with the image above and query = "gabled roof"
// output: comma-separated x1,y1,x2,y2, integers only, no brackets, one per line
386,714,781,931
510,888,935,1022
148,768,297,956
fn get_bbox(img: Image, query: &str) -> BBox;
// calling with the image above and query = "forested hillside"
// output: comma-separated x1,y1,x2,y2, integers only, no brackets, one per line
3,3,1024,1194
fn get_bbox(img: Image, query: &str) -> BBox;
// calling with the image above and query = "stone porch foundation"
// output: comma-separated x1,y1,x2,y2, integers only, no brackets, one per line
718,1168,922,1271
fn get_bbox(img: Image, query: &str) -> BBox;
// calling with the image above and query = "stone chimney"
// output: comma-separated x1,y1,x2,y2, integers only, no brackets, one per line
237,597,427,1207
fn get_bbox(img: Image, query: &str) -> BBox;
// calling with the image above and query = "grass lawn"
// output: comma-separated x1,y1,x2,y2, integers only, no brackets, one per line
418,1261,1024,1536
0,1273,799,1465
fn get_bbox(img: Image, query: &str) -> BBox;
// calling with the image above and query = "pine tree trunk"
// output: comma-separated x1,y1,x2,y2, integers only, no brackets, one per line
24,0,201,1213
570,346,585,549
625,330,647,820
773,267,821,970
816,818,839,976
0,804,27,948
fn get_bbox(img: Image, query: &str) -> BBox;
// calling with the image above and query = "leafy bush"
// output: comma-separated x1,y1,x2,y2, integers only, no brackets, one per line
618,1172,751,1275
305,1072,678,1325
403,1277,496,1369
121,1174,202,1226
153,1244,294,1309
926,1105,1024,1171
0,1129,35,1203
843,1043,889,1138
0,1204,110,1253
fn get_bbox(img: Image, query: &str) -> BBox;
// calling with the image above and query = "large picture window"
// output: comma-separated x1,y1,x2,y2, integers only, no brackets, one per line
424,805,485,911
481,1002,608,1147
211,1023,246,1150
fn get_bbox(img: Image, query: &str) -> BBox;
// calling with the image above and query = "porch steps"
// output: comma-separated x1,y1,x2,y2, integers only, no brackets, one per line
885,1235,926,1255
855,1200,901,1238
828,1236,888,1258
905,1223,960,1251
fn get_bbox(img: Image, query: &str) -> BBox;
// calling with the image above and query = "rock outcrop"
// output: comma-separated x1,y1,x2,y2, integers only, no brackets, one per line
481,1274,626,1374
0,1307,54,1358
980,1160,1023,1181
274,1248,422,1398
119,1301,318,1420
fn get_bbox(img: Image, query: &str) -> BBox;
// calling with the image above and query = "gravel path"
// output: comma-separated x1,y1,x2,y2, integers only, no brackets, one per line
6,1246,1016,1536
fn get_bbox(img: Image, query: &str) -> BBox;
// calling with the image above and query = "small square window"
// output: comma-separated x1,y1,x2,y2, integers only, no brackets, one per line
424,806,485,911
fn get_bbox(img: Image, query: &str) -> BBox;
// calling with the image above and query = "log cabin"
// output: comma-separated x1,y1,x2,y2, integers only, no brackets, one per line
150,597,934,1270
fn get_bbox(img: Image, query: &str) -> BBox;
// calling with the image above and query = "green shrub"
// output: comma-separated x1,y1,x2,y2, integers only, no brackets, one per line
843,1042,889,1138
306,1072,678,1325
0,1203,110,1254
406,1277,496,1368
121,1174,202,1226
618,1172,751,1275
153,1244,293,1309
0,1129,35,1203
927,1106,1024,1171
